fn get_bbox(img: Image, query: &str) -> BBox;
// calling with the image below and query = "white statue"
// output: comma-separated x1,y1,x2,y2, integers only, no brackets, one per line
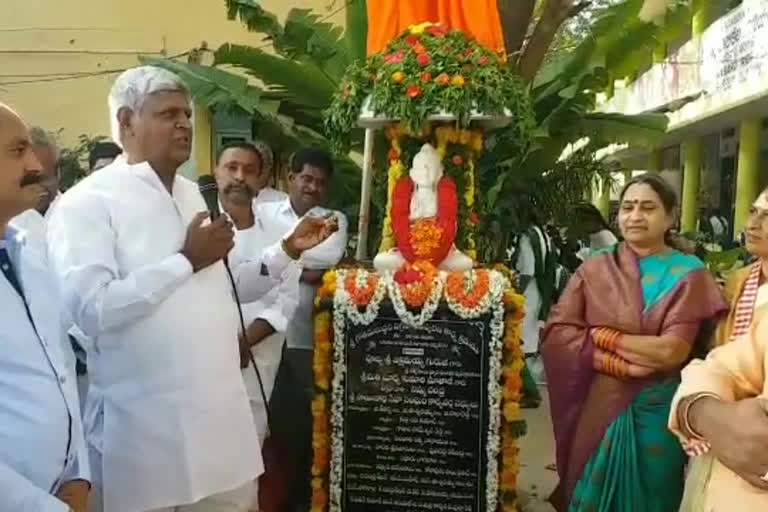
374,143,473,273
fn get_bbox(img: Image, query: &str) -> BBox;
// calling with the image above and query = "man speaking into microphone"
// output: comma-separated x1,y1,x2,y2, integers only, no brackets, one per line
47,66,337,512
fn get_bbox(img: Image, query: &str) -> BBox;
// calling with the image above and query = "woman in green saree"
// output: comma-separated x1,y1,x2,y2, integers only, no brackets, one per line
541,174,727,511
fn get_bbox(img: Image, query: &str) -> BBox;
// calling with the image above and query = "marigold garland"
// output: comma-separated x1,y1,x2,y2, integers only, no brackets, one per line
391,176,458,266
310,267,526,512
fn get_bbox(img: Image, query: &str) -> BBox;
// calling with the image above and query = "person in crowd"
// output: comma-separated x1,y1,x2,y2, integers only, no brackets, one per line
512,219,556,388
249,139,287,205
670,187,768,511
87,142,122,174
47,66,337,512
214,140,301,508
698,206,730,245
573,202,618,260
541,173,726,512
0,103,91,511
263,148,348,512
11,126,61,240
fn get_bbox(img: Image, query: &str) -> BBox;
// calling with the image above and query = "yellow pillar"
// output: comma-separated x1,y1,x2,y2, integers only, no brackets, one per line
194,105,213,175
647,150,661,173
692,0,713,37
734,119,762,238
681,138,703,233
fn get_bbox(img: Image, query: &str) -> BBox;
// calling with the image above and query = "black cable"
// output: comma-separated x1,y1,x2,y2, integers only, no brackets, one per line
223,260,272,431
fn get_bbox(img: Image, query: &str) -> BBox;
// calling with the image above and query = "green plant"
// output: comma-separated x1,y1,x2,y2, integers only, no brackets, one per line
325,25,535,154
57,133,107,191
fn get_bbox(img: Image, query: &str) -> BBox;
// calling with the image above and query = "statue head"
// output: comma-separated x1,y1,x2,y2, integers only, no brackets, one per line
410,143,443,187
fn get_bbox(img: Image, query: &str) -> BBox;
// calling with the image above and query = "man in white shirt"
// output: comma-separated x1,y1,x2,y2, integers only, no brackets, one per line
0,103,91,511
250,139,287,206
513,223,555,386
214,140,300,441
11,126,61,242
262,148,348,512
47,66,337,512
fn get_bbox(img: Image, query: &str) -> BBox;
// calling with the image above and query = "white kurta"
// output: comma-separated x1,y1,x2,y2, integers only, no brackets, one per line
514,226,552,354
47,160,292,512
252,187,287,206
255,199,348,350
231,216,300,444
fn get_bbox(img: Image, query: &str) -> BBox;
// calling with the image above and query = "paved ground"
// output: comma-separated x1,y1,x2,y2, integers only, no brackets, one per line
517,387,557,512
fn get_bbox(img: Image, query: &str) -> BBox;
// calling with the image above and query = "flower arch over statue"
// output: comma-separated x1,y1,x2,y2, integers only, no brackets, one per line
325,24,535,270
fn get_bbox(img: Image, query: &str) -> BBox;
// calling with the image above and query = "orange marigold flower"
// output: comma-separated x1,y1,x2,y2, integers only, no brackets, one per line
420,71,432,83
436,73,450,86
413,43,427,55
417,53,431,67
407,85,422,98
452,154,464,166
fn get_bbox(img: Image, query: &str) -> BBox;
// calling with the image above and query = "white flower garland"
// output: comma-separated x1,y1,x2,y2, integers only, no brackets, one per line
445,269,508,319
326,268,511,512
334,269,387,326
385,270,445,328
484,298,506,512
328,292,349,512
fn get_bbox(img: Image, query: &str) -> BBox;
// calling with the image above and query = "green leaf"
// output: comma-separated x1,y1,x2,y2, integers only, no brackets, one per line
225,0,283,39
143,57,263,114
577,112,669,146
345,0,368,63
214,44,336,108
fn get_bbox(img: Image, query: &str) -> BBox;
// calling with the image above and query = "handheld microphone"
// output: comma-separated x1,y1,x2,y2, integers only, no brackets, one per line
197,174,221,220
196,173,272,428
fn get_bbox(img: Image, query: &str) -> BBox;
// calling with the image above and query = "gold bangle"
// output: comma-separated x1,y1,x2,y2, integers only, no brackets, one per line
680,392,720,441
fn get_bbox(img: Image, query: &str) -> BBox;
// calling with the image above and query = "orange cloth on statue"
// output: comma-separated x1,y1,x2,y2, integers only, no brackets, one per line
366,0,505,55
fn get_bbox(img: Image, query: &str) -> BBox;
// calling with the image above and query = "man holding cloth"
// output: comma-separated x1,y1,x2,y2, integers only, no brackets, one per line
0,103,90,511
47,66,336,512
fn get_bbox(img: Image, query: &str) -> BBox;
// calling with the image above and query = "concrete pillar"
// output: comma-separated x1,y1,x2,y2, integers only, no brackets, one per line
680,138,703,233
194,105,213,175
692,0,713,38
648,149,662,173
734,119,762,238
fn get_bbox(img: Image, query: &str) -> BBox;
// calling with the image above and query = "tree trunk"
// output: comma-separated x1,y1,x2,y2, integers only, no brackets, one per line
517,0,575,84
497,0,536,66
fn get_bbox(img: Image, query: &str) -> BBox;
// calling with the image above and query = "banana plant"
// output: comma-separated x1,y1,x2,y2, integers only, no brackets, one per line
150,0,691,246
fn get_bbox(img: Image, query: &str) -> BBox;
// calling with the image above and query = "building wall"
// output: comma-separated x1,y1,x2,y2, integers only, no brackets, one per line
0,0,341,150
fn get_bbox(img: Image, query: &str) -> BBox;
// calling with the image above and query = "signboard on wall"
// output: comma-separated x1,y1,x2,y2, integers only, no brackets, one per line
702,2,768,93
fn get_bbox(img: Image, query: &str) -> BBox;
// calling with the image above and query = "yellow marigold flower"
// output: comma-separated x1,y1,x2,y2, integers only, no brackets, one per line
451,75,466,87
409,22,433,34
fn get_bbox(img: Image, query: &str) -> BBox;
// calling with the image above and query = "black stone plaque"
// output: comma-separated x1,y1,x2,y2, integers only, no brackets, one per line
342,305,491,512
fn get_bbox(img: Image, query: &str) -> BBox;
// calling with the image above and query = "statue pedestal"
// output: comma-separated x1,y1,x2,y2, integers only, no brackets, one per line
311,268,526,512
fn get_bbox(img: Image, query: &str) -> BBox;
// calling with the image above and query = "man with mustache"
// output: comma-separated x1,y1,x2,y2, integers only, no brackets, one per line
214,141,304,509
0,103,91,511
10,127,61,244
264,148,348,512
47,67,337,512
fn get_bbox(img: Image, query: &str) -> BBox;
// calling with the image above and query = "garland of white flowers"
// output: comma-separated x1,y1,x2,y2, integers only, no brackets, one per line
445,269,508,319
385,270,445,328
326,268,511,512
484,298,506,512
334,269,388,325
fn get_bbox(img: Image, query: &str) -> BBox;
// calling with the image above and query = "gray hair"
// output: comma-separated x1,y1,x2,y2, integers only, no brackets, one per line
108,66,189,147
28,126,59,159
